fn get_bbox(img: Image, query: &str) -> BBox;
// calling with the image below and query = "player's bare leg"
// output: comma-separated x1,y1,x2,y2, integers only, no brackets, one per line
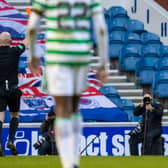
71,95,82,168
54,96,75,168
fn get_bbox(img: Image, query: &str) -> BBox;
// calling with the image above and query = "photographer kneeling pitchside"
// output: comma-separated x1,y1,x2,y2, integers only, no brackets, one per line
129,92,164,155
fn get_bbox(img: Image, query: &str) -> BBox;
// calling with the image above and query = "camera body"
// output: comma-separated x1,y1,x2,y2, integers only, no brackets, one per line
33,137,46,149
143,97,151,105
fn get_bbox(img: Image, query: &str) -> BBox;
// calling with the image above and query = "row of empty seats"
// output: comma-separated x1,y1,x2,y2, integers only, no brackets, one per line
101,6,168,99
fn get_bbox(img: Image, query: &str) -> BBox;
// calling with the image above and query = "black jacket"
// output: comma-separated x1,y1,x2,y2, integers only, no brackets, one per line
134,102,163,134
0,44,25,86
40,118,55,143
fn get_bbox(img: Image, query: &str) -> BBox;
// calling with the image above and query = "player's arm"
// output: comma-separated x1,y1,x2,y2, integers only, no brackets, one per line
92,12,109,78
27,11,41,76
27,11,41,60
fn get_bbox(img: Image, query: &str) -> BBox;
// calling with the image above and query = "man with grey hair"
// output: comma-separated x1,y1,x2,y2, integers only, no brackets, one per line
0,32,26,156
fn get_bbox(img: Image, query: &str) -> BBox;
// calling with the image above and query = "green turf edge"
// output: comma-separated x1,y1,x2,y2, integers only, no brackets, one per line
0,156,168,168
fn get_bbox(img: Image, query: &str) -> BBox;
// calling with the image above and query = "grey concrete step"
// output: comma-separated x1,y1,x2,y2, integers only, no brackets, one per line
118,89,143,96
90,63,110,69
107,69,119,76
108,76,127,83
105,82,136,89
121,96,143,104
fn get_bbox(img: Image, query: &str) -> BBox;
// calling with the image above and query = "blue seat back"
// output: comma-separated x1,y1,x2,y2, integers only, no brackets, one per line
119,99,137,121
157,70,168,82
125,32,142,44
109,30,125,43
142,45,160,63
141,32,161,44
120,44,142,71
109,31,126,58
108,6,128,18
127,19,145,34
157,58,168,70
110,18,127,31
160,45,168,57
99,85,119,97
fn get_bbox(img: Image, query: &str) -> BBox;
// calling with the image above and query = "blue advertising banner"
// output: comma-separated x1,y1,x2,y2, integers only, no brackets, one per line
2,123,168,156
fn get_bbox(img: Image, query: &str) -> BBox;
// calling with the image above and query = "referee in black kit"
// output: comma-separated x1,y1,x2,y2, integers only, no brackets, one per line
0,32,26,156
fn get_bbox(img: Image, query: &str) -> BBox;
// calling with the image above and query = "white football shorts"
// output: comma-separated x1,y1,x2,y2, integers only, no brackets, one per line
46,65,89,96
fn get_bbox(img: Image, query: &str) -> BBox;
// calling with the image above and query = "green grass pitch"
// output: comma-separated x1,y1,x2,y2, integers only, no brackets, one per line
0,156,168,168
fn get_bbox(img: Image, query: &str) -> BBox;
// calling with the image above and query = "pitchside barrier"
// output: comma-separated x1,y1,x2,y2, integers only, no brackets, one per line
2,122,168,156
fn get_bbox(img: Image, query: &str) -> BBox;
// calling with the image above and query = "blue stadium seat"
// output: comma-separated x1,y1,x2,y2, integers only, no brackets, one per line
124,32,142,52
109,31,125,59
108,6,128,18
160,45,168,57
141,44,161,64
141,32,161,44
152,70,168,98
156,57,168,70
112,15,129,26
119,44,142,71
109,18,127,31
135,57,157,85
125,32,142,44
99,85,119,97
127,19,145,34
119,99,141,121
99,85,121,105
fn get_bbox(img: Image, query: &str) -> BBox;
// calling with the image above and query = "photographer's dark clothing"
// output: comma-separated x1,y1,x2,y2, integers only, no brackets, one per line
129,102,163,155
38,118,57,155
134,102,163,134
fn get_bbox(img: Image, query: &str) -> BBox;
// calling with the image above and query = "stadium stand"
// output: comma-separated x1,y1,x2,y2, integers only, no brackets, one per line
7,0,168,120
109,30,125,62
108,6,129,20
141,32,161,44
126,19,146,35
119,44,142,72
99,85,121,105
160,45,168,57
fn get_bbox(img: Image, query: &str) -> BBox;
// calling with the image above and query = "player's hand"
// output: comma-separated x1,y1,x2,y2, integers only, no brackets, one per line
28,56,41,76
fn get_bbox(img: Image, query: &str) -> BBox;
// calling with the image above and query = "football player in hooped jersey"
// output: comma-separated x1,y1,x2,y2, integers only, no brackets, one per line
27,0,108,168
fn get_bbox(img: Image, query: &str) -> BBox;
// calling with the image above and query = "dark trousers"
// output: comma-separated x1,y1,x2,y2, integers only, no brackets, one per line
38,140,58,155
129,129,163,155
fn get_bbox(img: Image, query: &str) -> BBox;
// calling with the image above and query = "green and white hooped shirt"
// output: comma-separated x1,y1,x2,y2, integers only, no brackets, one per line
32,0,103,66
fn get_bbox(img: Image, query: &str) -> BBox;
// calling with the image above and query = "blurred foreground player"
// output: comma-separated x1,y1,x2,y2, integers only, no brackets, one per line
27,0,108,167
0,32,26,156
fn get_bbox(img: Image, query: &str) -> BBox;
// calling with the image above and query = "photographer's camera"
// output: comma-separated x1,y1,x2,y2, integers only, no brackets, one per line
143,97,151,105
128,122,143,136
33,137,46,149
